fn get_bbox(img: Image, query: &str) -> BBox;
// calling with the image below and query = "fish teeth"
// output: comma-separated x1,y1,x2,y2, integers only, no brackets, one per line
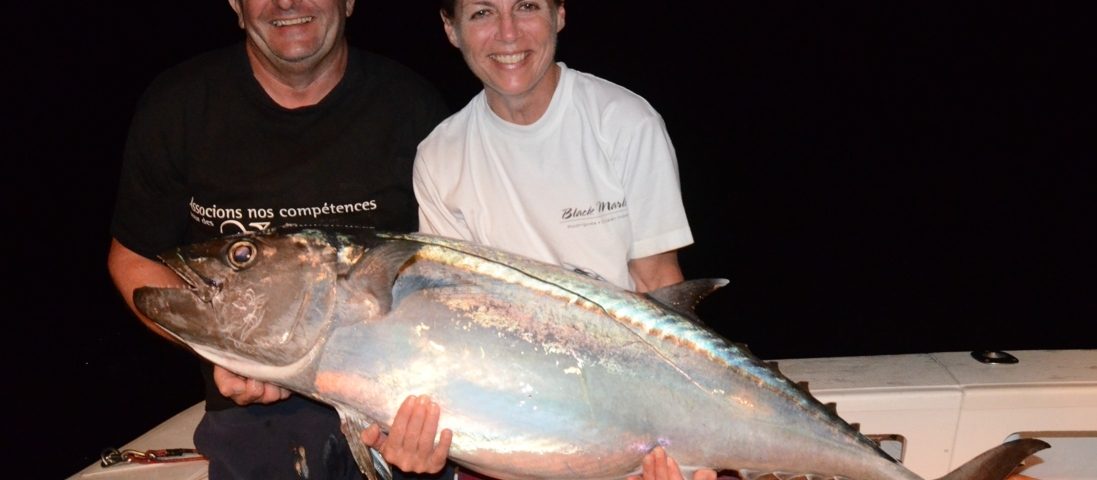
272,16,313,27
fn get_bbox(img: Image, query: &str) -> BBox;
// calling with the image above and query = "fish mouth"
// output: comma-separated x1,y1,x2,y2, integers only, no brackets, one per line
159,250,222,303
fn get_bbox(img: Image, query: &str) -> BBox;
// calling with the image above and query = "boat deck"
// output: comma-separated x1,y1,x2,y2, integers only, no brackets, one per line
69,350,1097,479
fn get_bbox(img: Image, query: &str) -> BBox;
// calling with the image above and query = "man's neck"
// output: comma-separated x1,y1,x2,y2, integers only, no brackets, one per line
246,43,350,109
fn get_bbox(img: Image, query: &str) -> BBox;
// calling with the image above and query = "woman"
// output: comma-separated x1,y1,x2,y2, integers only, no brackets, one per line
364,1,714,479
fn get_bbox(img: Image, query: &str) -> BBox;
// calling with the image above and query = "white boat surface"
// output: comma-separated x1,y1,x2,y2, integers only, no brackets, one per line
69,349,1097,479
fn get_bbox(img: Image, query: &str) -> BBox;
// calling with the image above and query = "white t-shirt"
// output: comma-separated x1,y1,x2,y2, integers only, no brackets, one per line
414,63,693,290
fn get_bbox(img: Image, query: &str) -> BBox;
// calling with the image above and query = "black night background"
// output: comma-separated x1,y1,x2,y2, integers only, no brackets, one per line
14,2,1094,478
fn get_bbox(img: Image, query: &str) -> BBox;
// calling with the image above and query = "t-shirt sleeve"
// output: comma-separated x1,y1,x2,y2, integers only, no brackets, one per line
110,81,192,260
615,113,694,260
413,147,473,240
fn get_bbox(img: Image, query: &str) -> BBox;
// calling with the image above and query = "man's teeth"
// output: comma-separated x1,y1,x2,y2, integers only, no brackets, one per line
272,17,314,27
491,53,527,64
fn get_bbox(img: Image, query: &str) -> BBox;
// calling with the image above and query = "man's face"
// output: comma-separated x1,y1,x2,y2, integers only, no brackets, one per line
443,0,565,102
230,0,355,71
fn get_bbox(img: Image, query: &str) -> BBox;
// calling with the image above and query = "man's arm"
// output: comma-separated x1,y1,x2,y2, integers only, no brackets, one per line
107,238,187,344
107,238,289,405
628,250,685,293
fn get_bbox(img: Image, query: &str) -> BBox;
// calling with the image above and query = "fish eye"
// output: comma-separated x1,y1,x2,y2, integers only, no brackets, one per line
226,240,258,269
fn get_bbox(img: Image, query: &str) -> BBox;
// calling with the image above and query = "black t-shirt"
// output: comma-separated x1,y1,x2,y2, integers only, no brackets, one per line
111,43,449,410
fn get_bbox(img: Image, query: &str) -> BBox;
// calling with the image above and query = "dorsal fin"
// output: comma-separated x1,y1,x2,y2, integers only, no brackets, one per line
825,402,838,415
797,381,811,393
646,279,729,321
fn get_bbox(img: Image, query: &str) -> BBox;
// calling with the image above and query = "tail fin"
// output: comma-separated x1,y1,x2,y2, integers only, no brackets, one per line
936,438,1050,480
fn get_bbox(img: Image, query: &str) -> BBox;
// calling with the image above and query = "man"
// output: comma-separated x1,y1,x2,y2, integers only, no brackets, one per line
362,1,717,479
107,0,449,478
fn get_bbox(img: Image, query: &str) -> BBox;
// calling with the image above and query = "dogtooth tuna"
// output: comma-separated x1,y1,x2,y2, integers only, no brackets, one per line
133,226,1049,480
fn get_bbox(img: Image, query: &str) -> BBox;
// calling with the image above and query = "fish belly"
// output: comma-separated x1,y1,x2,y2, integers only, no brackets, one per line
313,262,910,479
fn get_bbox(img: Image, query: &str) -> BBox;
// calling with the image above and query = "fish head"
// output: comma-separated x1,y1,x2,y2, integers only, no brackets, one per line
134,227,369,377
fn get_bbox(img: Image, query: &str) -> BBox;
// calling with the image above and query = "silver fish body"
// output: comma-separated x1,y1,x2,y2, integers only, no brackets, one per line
134,227,1047,480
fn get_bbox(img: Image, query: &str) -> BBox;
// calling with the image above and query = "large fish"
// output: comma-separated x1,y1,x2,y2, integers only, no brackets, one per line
134,226,1047,480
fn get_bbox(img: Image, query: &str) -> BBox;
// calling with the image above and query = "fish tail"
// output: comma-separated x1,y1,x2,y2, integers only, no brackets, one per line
934,438,1050,480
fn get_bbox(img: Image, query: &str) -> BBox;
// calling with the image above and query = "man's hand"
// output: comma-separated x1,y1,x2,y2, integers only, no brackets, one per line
213,365,291,405
628,447,717,480
361,395,452,474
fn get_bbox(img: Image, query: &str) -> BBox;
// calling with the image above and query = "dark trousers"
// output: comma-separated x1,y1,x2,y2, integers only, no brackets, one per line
195,395,456,480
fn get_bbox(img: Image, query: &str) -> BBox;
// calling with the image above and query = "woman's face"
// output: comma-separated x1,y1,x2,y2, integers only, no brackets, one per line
443,0,566,106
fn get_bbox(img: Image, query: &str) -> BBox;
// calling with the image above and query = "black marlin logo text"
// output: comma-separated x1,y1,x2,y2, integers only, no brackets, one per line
561,199,627,220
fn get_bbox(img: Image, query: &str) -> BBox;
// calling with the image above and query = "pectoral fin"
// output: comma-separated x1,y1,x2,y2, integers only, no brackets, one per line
343,239,424,313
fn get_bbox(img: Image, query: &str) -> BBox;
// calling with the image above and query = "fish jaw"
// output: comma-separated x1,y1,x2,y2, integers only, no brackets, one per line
134,249,226,348
134,283,216,343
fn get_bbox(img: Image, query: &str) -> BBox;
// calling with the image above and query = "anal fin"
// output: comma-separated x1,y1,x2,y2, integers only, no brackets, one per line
335,407,392,480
